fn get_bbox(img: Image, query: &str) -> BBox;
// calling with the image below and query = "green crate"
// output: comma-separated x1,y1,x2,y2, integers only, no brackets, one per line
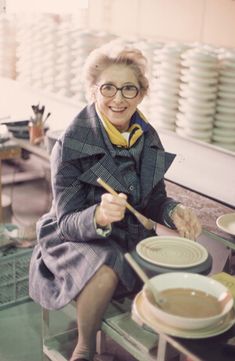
0,248,32,309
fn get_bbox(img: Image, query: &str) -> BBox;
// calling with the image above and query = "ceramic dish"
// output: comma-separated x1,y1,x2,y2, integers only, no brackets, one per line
178,97,215,110
215,112,235,122
214,120,235,129
181,59,217,69
181,68,218,78
179,89,217,101
177,128,212,141
132,291,235,339
218,83,235,92
216,105,235,114
142,272,233,330
178,104,215,116
156,106,178,118
136,236,208,268
181,74,218,86
218,90,235,99
181,49,217,63
212,133,235,143
217,98,235,107
176,119,212,131
176,128,211,142
179,83,217,94
220,76,235,84
216,213,235,236
213,128,235,137
176,112,214,125
219,69,235,78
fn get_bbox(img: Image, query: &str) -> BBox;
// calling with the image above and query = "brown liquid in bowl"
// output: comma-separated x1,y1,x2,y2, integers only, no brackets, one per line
157,288,222,318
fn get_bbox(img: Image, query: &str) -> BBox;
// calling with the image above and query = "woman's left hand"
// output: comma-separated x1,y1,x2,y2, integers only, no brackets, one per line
170,204,202,240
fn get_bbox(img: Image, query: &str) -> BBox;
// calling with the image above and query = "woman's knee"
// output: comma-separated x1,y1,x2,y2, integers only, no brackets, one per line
94,264,119,291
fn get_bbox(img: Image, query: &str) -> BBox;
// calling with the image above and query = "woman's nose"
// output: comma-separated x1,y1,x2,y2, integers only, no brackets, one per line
113,89,124,102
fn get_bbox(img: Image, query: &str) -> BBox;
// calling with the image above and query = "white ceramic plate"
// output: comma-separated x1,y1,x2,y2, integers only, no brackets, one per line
181,59,217,69
216,105,235,114
216,213,235,236
212,133,235,143
213,127,235,137
136,236,208,268
181,74,218,85
220,76,235,84
214,120,235,129
215,112,235,122
176,111,214,125
132,291,235,339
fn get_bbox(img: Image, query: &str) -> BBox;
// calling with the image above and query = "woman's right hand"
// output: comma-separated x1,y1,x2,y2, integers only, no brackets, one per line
95,192,127,228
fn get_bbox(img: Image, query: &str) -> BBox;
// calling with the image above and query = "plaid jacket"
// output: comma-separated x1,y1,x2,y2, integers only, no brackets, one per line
37,103,178,246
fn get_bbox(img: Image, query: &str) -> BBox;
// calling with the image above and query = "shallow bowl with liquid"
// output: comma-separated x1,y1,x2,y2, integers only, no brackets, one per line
143,272,233,330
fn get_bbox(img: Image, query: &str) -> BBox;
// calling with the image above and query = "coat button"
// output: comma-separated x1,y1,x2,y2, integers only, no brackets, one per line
129,185,134,191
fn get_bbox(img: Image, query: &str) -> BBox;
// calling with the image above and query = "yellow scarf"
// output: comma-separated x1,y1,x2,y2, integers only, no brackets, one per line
96,105,148,148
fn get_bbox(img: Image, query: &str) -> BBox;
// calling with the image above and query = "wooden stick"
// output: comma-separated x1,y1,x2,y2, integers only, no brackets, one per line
97,177,156,231
124,253,165,307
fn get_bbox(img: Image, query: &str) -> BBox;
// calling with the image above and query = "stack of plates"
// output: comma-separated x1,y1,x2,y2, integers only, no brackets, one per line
212,51,235,151
0,15,16,79
40,17,58,93
54,21,74,97
70,30,115,104
176,47,218,142
16,14,57,90
149,44,187,131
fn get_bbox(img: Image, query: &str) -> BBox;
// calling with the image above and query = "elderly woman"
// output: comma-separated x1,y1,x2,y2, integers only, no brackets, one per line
29,41,201,361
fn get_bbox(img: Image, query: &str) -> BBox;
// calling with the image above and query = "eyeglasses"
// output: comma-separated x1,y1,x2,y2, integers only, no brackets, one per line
99,83,140,99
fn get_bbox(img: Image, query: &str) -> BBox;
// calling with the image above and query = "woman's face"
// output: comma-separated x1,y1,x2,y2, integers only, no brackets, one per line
94,64,144,132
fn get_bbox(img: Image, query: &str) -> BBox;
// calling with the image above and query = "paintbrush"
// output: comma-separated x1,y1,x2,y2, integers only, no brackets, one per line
43,112,51,125
97,177,156,231
124,253,166,308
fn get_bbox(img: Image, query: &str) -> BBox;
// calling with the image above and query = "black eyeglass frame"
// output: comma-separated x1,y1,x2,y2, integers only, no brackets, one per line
98,83,140,99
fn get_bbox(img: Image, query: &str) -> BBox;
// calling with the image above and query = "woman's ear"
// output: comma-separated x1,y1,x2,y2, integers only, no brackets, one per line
90,86,97,102
138,90,146,104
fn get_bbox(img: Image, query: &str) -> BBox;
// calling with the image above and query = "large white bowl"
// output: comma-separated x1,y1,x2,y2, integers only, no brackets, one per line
143,272,233,330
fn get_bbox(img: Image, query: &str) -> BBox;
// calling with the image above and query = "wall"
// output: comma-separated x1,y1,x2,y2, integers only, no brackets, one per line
87,0,235,48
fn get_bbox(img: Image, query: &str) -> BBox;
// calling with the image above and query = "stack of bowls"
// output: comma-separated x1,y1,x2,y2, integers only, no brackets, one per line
54,20,74,97
149,44,186,131
131,37,158,118
16,17,33,86
176,47,218,142
0,15,16,79
16,14,57,90
212,51,235,152
70,30,115,105
40,16,58,93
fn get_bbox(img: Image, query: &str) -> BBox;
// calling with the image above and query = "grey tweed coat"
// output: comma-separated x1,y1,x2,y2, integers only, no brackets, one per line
29,103,179,310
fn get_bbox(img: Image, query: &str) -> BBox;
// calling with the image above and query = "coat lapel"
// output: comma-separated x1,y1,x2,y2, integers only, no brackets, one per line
140,128,176,200
78,153,130,193
61,104,130,193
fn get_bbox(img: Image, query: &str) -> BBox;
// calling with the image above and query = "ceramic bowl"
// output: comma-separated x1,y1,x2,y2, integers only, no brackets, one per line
143,272,233,330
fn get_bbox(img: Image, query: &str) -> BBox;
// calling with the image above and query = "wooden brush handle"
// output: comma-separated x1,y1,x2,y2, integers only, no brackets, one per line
124,253,149,284
97,177,136,215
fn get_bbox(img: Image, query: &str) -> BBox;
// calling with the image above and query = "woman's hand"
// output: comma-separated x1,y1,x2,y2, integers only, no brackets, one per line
170,204,202,240
95,193,127,228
